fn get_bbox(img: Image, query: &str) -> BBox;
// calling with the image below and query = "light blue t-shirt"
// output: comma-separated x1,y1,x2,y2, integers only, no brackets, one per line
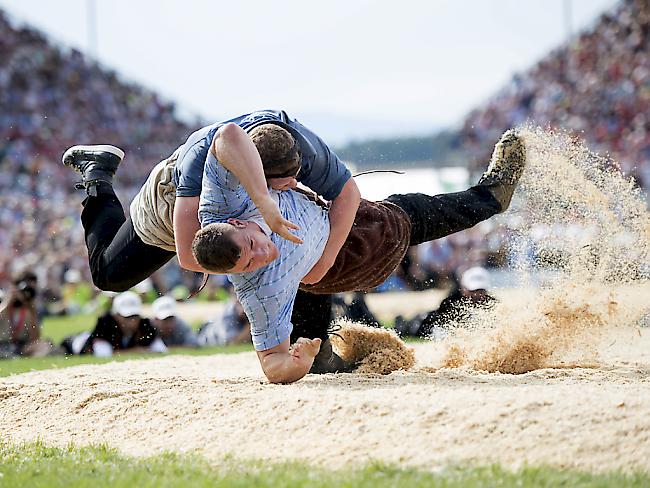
199,152,330,350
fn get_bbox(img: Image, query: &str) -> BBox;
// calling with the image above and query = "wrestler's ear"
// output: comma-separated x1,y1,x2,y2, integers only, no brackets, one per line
227,218,247,229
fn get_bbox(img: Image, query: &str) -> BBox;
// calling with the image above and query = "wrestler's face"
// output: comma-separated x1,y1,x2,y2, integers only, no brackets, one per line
267,177,298,191
227,219,280,273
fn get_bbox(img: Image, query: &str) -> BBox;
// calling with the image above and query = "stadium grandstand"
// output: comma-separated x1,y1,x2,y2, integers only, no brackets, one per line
0,9,199,301
459,0,649,189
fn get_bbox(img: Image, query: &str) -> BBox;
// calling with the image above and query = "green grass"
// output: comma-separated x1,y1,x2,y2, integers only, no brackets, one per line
41,313,98,344
0,442,647,488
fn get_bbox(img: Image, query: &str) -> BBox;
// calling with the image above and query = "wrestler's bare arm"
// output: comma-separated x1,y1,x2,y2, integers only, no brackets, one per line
211,123,301,244
302,177,360,284
173,196,211,273
256,337,321,384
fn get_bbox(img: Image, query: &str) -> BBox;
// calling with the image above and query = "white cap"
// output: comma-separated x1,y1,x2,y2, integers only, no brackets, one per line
460,267,490,291
152,296,177,320
134,278,153,294
64,269,81,283
111,291,142,317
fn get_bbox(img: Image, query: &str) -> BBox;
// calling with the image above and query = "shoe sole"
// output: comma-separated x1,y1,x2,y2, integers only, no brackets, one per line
485,132,525,175
62,144,125,167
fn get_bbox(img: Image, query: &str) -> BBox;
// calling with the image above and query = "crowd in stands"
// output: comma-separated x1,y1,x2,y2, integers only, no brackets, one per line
1,0,647,319
384,0,649,292
0,9,200,305
460,0,649,190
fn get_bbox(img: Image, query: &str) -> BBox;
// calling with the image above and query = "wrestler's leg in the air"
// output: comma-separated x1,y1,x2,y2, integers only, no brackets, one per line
386,130,526,246
290,290,354,374
63,145,175,292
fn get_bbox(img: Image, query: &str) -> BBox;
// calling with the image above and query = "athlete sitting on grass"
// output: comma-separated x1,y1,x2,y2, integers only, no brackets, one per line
190,129,526,384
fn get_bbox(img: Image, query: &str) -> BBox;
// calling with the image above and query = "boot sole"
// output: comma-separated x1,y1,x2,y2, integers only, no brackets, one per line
62,145,125,168
483,132,525,181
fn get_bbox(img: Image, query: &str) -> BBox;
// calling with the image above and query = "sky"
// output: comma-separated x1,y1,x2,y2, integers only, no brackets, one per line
0,0,619,144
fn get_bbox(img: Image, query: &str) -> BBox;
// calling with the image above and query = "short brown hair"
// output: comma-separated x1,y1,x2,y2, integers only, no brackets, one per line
192,223,242,273
249,124,301,178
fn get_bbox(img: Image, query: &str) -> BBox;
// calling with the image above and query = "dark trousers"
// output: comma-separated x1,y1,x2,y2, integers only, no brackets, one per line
290,185,500,342
81,187,176,292
385,185,501,246
290,291,332,343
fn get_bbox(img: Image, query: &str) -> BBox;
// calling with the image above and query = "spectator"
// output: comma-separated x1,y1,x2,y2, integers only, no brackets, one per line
59,269,94,315
78,291,167,356
395,266,496,339
0,271,54,357
151,296,198,348
333,292,381,328
414,238,455,288
197,296,251,346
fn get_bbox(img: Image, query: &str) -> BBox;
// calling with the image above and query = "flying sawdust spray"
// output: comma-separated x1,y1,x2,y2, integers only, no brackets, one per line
430,127,650,373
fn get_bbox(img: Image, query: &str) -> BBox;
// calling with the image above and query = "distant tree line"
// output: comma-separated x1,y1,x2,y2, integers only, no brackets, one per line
335,130,462,169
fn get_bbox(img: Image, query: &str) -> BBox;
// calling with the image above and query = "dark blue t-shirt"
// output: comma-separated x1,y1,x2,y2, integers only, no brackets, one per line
173,110,351,201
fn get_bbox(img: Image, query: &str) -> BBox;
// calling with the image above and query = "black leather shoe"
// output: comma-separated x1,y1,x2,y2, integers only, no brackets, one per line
477,130,526,212
62,144,124,196
310,338,355,374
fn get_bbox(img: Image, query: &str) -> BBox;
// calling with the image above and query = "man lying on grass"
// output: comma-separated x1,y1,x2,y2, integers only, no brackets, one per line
192,128,526,383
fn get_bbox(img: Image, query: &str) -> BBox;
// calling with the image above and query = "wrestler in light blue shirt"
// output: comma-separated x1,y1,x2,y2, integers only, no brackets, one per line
199,152,330,350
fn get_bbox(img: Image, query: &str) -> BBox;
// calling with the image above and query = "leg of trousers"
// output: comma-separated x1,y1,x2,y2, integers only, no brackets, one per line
290,290,332,344
385,185,501,246
80,187,176,292
288,187,497,345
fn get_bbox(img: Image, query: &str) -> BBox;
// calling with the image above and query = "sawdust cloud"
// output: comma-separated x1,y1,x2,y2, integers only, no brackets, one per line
331,320,415,374
431,127,650,373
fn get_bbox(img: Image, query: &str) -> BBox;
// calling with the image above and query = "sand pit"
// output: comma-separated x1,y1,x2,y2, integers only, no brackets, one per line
1,331,649,472
2,129,648,472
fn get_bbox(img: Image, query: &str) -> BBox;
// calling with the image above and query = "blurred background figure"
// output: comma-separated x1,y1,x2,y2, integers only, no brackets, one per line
197,294,251,346
75,291,167,356
333,291,381,328
395,266,496,339
59,268,94,315
151,295,198,348
0,271,54,357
